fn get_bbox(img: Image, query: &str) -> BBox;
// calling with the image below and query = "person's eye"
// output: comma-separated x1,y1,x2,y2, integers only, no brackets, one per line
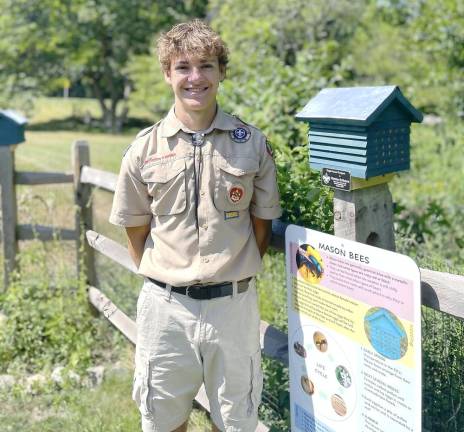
175,65,189,71
202,64,214,69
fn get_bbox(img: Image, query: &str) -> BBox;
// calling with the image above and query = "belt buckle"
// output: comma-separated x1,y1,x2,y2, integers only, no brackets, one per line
186,284,205,300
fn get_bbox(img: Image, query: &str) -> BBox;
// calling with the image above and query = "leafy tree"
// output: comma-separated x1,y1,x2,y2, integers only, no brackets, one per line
208,0,364,231
347,0,464,116
0,0,68,109
410,0,464,115
127,50,173,120
0,0,207,131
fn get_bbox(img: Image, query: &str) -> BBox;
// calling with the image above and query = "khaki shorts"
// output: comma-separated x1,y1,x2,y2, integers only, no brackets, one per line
133,278,263,432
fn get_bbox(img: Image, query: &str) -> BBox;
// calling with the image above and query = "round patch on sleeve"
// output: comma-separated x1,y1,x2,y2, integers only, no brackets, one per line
228,184,245,204
229,126,251,143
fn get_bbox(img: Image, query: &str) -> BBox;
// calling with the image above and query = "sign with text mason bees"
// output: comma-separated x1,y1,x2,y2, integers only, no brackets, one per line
285,225,421,432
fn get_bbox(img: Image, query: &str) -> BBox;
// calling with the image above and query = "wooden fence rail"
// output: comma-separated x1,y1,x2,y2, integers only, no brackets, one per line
15,171,74,185
78,164,464,319
85,230,289,366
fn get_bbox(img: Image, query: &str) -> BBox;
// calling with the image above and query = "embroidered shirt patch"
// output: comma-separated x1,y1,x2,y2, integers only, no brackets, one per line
228,184,245,204
229,126,251,143
224,211,239,220
143,152,176,166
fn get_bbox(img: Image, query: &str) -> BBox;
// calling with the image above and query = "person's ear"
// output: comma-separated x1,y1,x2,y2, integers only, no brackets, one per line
164,69,172,85
219,65,226,82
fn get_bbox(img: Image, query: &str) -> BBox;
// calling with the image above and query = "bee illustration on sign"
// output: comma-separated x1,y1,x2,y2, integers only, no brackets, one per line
296,244,324,283
335,365,352,388
293,341,307,358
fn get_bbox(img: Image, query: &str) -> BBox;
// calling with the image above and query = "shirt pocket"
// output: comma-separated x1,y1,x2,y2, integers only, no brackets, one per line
141,159,187,216
214,156,259,211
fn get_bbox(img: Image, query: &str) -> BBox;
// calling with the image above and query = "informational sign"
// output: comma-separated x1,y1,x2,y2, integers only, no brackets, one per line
285,225,421,432
321,168,351,191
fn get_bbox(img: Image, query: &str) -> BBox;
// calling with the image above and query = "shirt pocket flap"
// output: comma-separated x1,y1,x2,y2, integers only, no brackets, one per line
141,159,186,184
219,157,259,177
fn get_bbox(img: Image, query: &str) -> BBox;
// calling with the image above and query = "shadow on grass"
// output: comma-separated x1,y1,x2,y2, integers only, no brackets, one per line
27,116,153,134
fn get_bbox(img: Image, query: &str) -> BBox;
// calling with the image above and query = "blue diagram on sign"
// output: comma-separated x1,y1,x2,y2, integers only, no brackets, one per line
365,308,407,360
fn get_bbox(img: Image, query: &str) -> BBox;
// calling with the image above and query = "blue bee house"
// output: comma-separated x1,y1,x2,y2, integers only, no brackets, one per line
0,110,27,147
295,86,423,179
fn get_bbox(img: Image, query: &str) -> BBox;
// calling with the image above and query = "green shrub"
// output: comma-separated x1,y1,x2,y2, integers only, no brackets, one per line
0,241,99,374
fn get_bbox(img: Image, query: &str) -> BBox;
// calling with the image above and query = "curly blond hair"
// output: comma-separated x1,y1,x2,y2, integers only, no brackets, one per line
157,20,229,73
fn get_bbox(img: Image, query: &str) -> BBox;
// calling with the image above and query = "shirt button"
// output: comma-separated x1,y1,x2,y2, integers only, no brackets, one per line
203,258,209,263
200,191,206,197
202,224,208,230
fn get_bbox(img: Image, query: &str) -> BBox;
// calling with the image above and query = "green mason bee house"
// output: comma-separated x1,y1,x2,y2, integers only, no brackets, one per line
296,86,423,179
0,110,27,147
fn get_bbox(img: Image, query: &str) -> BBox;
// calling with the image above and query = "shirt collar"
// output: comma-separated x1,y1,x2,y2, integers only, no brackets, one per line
161,105,237,138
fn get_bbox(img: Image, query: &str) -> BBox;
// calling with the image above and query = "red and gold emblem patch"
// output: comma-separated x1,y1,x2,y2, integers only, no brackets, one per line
228,184,245,204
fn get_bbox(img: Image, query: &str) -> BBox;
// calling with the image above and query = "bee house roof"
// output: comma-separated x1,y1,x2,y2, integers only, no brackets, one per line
296,86,423,126
0,110,27,125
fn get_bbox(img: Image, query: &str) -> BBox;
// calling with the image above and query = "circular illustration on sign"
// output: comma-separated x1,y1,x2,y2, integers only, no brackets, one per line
335,365,352,388
313,331,328,353
301,375,315,395
294,341,307,358
331,394,347,417
290,325,357,421
296,243,324,284
364,307,408,360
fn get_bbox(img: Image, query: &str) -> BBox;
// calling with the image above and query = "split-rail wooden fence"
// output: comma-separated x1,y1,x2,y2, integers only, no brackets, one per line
1,140,464,430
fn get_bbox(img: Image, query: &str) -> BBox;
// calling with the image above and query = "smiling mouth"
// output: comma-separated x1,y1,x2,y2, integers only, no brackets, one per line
184,87,209,94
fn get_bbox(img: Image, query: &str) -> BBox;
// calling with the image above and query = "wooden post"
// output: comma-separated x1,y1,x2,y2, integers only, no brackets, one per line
72,140,97,286
0,146,18,290
333,183,395,251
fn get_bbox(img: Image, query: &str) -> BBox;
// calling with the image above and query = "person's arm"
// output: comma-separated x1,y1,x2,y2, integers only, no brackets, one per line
125,224,151,268
249,136,281,257
251,215,272,258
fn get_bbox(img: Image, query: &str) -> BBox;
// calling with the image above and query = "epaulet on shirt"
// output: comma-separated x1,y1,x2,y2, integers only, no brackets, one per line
136,124,155,139
232,114,267,136
122,122,159,157
230,114,266,144
232,114,274,157
232,114,253,128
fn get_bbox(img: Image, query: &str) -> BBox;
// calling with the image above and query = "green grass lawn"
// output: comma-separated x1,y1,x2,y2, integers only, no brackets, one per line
17,130,130,173
0,374,212,432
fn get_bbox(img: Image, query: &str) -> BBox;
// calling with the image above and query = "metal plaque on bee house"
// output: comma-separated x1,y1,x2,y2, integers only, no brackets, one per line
296,86,423,179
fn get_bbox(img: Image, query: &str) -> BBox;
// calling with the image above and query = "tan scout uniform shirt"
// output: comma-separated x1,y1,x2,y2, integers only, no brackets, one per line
110,107,282,286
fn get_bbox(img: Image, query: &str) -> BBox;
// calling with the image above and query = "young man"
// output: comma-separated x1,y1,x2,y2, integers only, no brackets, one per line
110,20,282,432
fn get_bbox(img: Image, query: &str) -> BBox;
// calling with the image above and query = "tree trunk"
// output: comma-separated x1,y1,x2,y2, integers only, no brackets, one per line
92,80,112,131
91,75,130,133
